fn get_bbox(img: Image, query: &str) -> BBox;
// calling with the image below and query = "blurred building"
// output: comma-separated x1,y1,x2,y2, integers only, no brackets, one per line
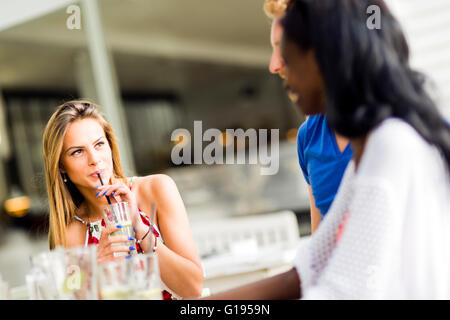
0,0,309,239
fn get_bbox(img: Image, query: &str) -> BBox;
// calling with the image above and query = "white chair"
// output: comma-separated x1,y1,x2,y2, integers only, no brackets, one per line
190,210,302,294
191,210,300,259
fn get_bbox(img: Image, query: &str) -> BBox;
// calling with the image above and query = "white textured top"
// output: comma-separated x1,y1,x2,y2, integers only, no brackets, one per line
294,118,450,299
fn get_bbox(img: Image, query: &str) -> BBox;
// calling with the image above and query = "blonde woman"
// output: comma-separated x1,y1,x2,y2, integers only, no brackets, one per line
42,100,203,299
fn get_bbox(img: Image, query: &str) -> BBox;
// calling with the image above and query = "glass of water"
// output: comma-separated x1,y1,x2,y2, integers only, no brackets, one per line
28,248,68,299
63,245,99,300
103,201,137,257
130,252,163,300
99,259,134,300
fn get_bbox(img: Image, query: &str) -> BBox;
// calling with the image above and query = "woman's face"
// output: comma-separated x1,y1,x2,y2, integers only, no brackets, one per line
281,37,327,116
60,118,113,190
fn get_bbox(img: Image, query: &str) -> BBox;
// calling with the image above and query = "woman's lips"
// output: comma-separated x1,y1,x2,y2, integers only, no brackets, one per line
90,169,105,178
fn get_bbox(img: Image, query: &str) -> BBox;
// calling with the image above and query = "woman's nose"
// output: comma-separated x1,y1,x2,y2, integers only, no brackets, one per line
88,150,102,166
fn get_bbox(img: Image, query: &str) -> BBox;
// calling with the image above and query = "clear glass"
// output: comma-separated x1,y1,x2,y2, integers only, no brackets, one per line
103,201,137,257
99,259,134,300
28,246,99,300
25,271,40,300
130,252,163,300
63,245,99,300
25,267,62,300
29,248,69,299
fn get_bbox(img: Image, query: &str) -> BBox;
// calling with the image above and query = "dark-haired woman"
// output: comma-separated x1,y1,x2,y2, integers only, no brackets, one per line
203,0,450,300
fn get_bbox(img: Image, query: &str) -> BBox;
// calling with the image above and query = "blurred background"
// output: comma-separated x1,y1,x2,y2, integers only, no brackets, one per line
0,0,449,293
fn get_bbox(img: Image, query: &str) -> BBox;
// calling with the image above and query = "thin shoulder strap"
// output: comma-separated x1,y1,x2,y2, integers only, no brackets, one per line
129,176,137,190
74,215,88,225
74,215,90,247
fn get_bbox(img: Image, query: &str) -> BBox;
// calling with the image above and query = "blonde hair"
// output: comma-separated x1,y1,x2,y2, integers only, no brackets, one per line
263,0,289,19
42,100,126,249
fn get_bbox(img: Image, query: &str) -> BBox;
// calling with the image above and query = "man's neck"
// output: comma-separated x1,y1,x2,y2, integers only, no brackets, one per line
349,136,367,171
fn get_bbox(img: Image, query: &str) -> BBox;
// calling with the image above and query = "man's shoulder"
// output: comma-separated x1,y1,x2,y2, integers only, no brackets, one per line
297,114,327,146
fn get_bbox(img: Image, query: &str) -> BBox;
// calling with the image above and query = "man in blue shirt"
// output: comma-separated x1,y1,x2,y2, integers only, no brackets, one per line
264,0,352,233
297,115,352,232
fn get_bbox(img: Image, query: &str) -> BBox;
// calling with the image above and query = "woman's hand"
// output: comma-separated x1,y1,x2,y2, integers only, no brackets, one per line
96,225,135,264
94,182,144,231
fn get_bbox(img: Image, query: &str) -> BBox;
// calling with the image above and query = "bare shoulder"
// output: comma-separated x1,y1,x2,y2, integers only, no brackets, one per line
132,174,178,197
66,219,85,247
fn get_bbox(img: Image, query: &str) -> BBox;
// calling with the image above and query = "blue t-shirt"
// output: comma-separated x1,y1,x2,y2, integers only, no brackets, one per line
297,115,353,218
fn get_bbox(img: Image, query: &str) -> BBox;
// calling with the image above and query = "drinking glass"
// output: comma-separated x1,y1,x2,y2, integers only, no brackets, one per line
130,252,163,300
29,248,68,299
99,259,134,300
103,202,137,257
63,245,99,300
26,267,60,300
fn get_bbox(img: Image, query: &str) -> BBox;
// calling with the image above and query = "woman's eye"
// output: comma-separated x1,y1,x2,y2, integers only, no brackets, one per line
71,149,82,156
96,141,105,148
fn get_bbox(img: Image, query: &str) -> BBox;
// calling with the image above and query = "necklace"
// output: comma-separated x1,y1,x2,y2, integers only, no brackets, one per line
75,203,93,228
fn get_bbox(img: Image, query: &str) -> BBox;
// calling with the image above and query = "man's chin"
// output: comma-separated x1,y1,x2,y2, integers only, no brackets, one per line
296,102,322,117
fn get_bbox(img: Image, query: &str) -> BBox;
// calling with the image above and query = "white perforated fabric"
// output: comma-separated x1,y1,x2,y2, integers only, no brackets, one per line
294,118,450,299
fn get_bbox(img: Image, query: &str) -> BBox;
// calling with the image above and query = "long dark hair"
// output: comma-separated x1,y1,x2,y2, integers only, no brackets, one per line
281,0,450,171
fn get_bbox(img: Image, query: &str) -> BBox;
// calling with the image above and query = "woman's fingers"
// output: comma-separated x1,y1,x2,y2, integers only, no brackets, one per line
99,225,120,241
97,239,135,263
99,227,134,246
106,244,134,255
95,183,128,195
109,234,135,244
95,185,118,198
95,184,131,202
97,224,136,264
98,244,134,264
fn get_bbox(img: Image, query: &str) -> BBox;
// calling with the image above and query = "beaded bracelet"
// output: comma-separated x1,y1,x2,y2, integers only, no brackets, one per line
136,228,150,245
151,236,158,253
136,227,158,252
